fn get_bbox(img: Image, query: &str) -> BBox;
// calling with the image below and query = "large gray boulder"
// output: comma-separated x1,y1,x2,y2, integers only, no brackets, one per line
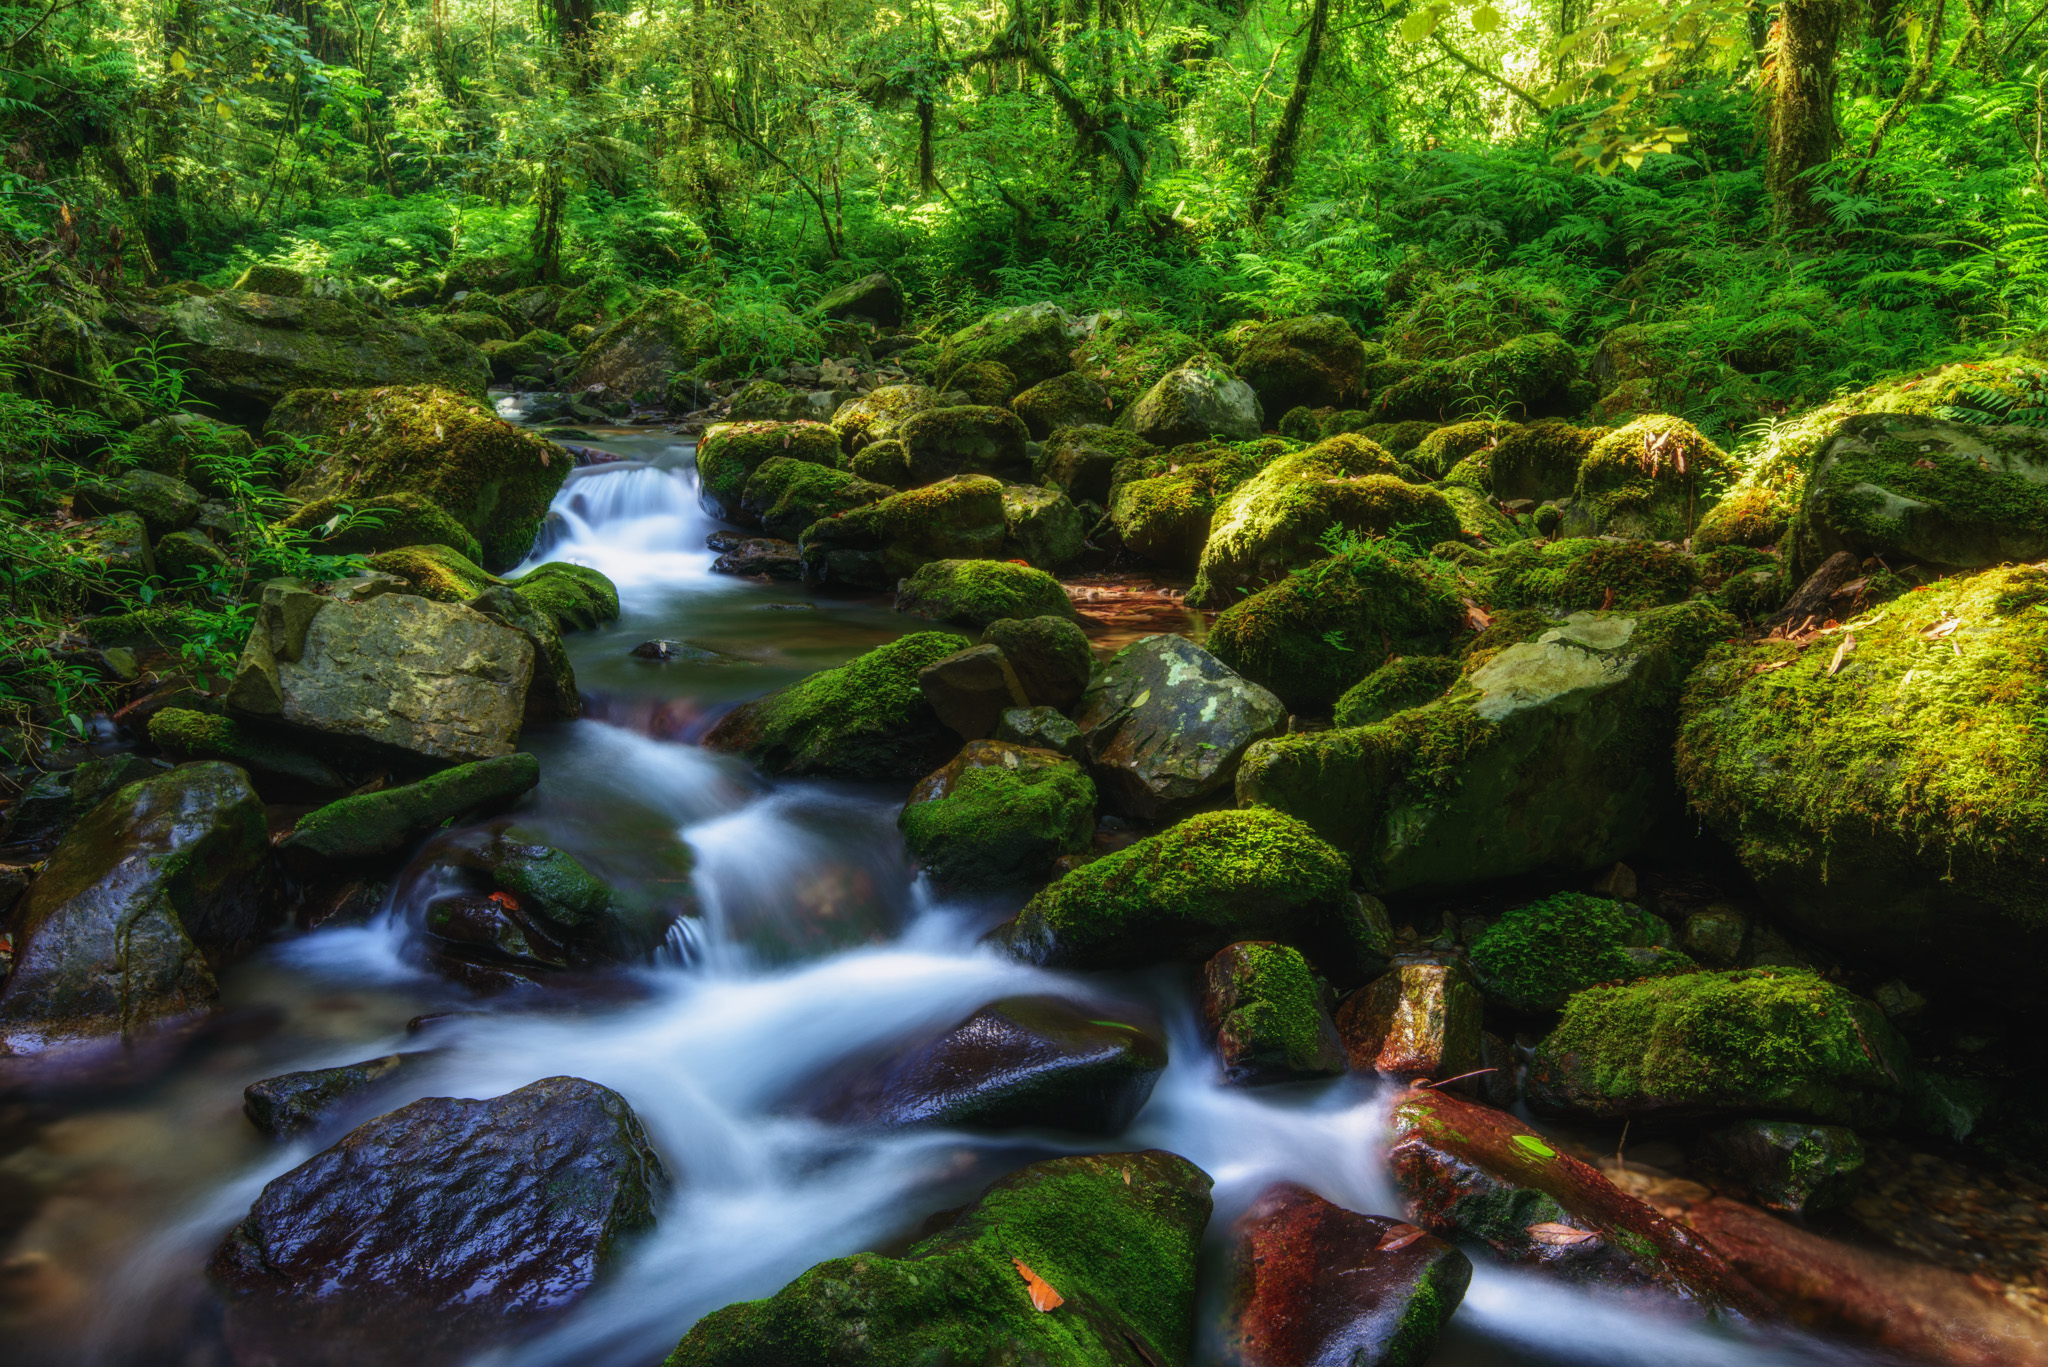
0,762,270,1058
1124,357,1263,448
1073,634,1285,820
226,584,534,765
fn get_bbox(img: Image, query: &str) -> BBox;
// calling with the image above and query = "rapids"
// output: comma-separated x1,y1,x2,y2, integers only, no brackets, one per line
5,429,1884,1367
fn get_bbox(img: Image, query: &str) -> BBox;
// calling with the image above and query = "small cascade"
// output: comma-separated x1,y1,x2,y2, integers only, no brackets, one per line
518,457,725,600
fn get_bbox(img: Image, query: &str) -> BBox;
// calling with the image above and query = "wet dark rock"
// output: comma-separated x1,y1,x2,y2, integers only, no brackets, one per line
1336,960,1484,1084
1679,902,1750,967
979,615,1093,712
900,741,1095,892
630,639,756,663
0,752,166,852
808,995,1165,1134
918,644,1028,740
276,753,538,878
1073,633,1284,821
797,474,1008,590
1202,942,1347,1085
209,1076,667,1367
993,706,1086,761
705,632,964,780
0,762,273,1058
1385,1088,1765,1310
467,584,581,724
1220,1182,1470,1367
243,1052,435,1140
709,535,804,578
1693,1120,1865,1215
666,1150,1210,1367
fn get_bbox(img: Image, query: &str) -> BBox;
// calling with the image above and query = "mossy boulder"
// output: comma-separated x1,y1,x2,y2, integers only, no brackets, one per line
1675,562,2048,988
1489,538,1699,612
941,360,1018,407
1233,314,1368,413
1069,316,1205,409
849,438,911,487
1106,438,1294,572
665,1151,1212,1367
1333,655,1462,728
799,475,1008,590
510,560,619,632
435,310,515,345
1411,419,1517,478
1013,370,1113,439
1469,893,1693,1014
1372,333,1582,424
1481,420,1601,502
1692,484,1791,551
981,615,1094,712
570,289,717,397
75,512,154,580
231,263,307,296
1796,415,2048,571
1001,484,1086,570
72,468,202,537
1201,941,1348,1084
898,405,1033,485
271,385,567,571
1564,416,1735,543
1205,546,1466,712
830,384,940,457
727,379,812,422
896,559,1076,629
155,528,229,578
1356,420,1438,456
695,421,840,522
112,412,257,487
1040,425,1155,504
740,457,893,540
1528,969,1914,1127
985,808,1388,979
366,544,504,601
812,271,903,326
277,753,540,877
147,708,344,792
165,291,489,424
703,632,965,779
1238,601,1734,894
1437,485,1527,547
279,492,484,565
942,302,1077,390
899,740,1097,891
1123,356,1263,448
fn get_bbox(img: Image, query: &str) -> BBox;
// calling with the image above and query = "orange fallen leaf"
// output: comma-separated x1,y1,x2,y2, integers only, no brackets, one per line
488,891,521,910
1014,1259,1064,1311
1526,1222,1599,1246
1376,1224,1427,1252
1600,587,1616,610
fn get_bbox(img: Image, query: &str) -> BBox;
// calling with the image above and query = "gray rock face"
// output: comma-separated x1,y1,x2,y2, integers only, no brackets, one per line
1125,358,1264,447
812,271,904,326
918,644,1028,740
1800,414,2048,570
0,762,270,1057
1001,483,1086,570
209,1076,667,1367
467,585,579,725
994,706,1087,760
1074,633,1284,819
1012,370,1112,439
226,585,534,764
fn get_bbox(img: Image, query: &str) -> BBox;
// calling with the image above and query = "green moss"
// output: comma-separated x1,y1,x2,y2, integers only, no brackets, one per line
363,543,504,601
943,303,1076,390
1277,405,1323,442
155,528,228,577
1333,655,1463,727
1413,421,1518,479
1529,968,1913,1125
1374,333,1583,424
280,753,540,871
830,384,939,457
1483,420,1601,502
696,421,840,520
1693,484,1790,550
898,404,1032,484
1208,941,1343,1077
1234,314,1368,411
1357,420,1439,456
145,707,341,789
799,475,1009,584
895,559,1076,628
940,359,1017,405
1469,892,1693,1013
271,385,567,571
986,808,1378,974
436,310,515,345
511,560,620,631
848,438,910,487
279,491,483,564
899,743,1097,890
110,413,256,488
729,379,800,420
1069,318,1205,409
1206,545,1466,711
1103,437,1295,571
230,263,306,296
741,457,892,540
1490,538,1698,612
1039,425,1154,503
1570,415,1737,541
1802,415,2048,569
704,631,966,778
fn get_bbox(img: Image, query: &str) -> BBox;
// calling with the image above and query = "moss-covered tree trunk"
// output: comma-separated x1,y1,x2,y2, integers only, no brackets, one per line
1249,0,1334,223
1766,0,1847,234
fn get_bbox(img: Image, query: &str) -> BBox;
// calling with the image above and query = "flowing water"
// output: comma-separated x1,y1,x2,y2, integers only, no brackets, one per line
0,429,1889,1367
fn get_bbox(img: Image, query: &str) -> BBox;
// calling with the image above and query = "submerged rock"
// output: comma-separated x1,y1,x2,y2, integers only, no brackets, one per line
705,632,964,779
900,741,1096,891
985,809,1389,980
808,995,1165,1133
1220,1183,1470,1367
665,1150,1210,1367
710,535,804,578
1201,942,1348,1085
210,1077,667,1367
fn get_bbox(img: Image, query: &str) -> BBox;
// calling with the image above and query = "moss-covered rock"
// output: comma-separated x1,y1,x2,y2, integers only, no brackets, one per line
664,1151,1212,1367
895,559,1075,629
436,310,515,345
1469,893,1693,1013
1675,562,2048,988
1123,356,1263,448
147,708,344,791
1463,420,1600,504
570,289,717,397
1205,546,1465,712
1357,420,1439,456
72,468,202,537
1528,969,1913,1126
985,809,1387,978
1373,333,1583,424
1695,546,1789,620
1201,941,1348,1084
279,492,484,564
1000,484,1086,570
1489,538,1699,612
1332,655,1462,728
1436,485,1526,547
1238,601,1735,894
511,560,619,632
155,528,229,578
799,475,1009,589
1692,484,1790,551
278,753,540,876
830,384,940,457
272,385,566,571
695,420,840,522
727,379,807,422
1039,425,1154,504
1013,370,1113,439
366,544,505,601
1234,314,1368,413
1565,416,1736,542
1694,1120,1865,1214
231,263,307,296
703,632,966,779
848,438,911,487
1189,436,1457,605
467,583,580,725
981,616,1094,712
941,360,1017,407
812,271,903,326
112,412,257,488
1411,420,1517,479
1106,437,1295,572
740,457,892,540
1066,317,1204,411
942,302,1077,390
898,405,1033,485
75,511,154,579
900,740,1097,891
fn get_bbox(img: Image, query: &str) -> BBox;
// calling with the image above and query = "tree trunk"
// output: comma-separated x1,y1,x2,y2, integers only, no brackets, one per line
1249,0,1333,223
1766,0,1847,234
